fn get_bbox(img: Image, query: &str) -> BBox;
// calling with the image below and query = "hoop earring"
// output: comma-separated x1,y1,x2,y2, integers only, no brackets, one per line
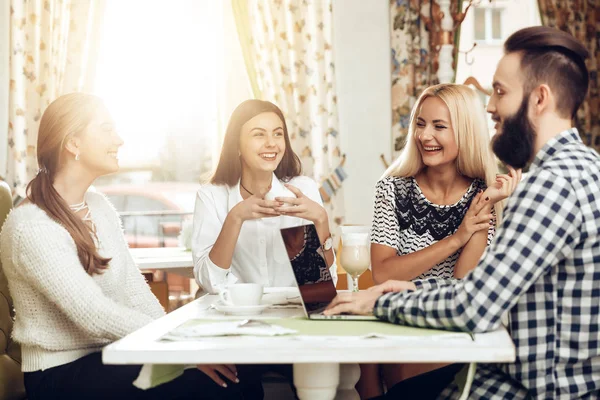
75,153,80,161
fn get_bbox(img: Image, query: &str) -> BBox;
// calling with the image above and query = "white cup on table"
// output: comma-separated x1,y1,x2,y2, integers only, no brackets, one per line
219,283,264,307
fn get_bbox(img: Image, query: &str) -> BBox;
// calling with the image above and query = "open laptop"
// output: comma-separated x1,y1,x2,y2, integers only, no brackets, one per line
280,224,377,320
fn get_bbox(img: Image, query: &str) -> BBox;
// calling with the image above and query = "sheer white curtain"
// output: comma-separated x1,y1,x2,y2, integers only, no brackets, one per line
6,0,104,197
234,0,346,229
215,0,254,162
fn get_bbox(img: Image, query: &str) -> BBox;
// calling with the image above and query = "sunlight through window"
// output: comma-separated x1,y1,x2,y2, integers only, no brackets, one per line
93,0,219,178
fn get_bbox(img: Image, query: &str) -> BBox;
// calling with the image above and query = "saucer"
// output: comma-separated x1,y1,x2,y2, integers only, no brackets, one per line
213,301,269,316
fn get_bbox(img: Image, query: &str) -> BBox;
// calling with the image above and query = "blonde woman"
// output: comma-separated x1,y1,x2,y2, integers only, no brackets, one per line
359,84,521,399
371,84,520,283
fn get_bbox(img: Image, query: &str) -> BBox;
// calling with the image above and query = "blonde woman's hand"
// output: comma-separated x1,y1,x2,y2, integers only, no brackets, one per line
454,191,494,247
274,184,328,225
482,166,522,204
196,364,239,388
230,193,282,222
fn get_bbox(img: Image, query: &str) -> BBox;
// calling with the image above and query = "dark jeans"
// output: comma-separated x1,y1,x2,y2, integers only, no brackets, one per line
24,352,265,400
374,363,464,400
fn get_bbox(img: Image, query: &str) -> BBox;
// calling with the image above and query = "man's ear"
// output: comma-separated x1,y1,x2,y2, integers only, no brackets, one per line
530,84,552,116
64,135,80,158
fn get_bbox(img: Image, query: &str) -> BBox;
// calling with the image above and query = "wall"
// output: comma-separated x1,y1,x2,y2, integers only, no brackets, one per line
332,0,391,227
456,0,541,86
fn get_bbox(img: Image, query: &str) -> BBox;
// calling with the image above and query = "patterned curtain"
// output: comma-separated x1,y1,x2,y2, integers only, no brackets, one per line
390,0,435,159
538,0,600,151
7,0,104,197
232,0,345,229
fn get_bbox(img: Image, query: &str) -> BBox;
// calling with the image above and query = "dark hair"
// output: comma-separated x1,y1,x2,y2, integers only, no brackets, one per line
210,100,302,186
26,93,111,275
504,26,589,119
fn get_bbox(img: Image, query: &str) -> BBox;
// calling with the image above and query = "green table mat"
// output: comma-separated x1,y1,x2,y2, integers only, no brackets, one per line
174,318,472,339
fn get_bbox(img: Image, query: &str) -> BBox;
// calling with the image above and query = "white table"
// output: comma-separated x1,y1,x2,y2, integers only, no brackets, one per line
131,247,194,278
103,288,516,400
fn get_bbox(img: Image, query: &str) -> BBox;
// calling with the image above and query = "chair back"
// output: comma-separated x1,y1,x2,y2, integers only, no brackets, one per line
0,181,26,400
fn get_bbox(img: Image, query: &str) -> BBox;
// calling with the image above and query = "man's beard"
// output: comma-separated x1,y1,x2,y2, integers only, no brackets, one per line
491,96,536,169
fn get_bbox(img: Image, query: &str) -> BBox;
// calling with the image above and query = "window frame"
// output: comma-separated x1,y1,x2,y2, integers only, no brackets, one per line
473,7,504,45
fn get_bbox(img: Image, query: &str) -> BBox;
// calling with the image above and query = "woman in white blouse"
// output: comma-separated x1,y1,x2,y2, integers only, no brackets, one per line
192,100,337,294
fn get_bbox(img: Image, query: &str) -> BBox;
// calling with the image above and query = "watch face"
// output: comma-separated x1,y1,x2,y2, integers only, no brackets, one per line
324,237,333,250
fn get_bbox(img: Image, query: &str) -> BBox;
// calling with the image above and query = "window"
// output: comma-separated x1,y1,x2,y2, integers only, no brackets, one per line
121,195,185,244
106,194,126,211
456,1,542,134
118,195,164,239
474,8,503,43
93,1,219,172
92,1,250,184
91,1,250,249
125,196,169,213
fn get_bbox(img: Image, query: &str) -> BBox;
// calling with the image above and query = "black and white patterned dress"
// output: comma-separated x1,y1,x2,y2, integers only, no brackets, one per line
289,225,330,286
370,176,495,280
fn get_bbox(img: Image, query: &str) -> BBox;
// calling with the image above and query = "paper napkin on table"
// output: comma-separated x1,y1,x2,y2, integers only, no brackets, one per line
161,321,297,341
261,292,302,308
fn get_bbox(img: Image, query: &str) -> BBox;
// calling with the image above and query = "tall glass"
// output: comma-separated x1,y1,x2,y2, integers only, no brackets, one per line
339,227,370,292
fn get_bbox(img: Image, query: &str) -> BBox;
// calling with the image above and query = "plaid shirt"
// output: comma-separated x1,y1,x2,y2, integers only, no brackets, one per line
374,129,600,399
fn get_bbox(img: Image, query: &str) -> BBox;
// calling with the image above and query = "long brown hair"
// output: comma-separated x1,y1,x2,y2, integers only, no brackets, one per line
26,93,111,275
210,100,301,186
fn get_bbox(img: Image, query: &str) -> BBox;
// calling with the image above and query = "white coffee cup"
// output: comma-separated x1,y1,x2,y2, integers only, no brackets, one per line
219,283,264,307
265,185,296,207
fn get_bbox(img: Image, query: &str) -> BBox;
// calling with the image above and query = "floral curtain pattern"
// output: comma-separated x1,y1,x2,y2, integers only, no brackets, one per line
234,0,345,229
7,0,102,197
390,0,435,159
538,0,600,152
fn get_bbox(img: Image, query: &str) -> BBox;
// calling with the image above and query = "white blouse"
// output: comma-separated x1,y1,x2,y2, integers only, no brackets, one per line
192,174,337,293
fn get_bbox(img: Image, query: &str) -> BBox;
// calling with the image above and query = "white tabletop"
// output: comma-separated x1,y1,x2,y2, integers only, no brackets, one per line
131,247,193,268
131,247,194,278
103,288,515,366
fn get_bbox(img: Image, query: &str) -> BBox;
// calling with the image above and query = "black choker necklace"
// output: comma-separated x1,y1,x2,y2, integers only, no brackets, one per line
240,181,254,196
240,181,272,197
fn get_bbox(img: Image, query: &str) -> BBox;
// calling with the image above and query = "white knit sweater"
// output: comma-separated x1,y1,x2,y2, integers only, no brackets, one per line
0,191,165,372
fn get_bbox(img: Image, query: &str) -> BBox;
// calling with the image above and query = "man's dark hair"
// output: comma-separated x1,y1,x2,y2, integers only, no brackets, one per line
504,26,589,119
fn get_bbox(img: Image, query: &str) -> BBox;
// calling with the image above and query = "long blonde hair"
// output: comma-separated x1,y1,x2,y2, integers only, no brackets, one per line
385,84,502,221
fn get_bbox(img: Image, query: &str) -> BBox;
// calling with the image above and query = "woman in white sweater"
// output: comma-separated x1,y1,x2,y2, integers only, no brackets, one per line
0,93,247,399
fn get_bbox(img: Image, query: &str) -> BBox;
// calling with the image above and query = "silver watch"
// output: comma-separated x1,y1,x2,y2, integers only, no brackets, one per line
321,235,333,252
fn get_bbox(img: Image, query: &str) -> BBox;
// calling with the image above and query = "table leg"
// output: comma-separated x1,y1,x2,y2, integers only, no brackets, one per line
293,363,339,400
335,363,361,400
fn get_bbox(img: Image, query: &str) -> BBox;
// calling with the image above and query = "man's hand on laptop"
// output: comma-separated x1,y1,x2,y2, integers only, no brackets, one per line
372,280,417,295
323,280,416,316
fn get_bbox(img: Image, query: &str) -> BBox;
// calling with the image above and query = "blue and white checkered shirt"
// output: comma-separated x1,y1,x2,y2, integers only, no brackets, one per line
374,129,600,399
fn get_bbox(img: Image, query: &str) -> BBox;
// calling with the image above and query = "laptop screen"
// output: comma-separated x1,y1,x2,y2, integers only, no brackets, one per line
280,224,338,313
